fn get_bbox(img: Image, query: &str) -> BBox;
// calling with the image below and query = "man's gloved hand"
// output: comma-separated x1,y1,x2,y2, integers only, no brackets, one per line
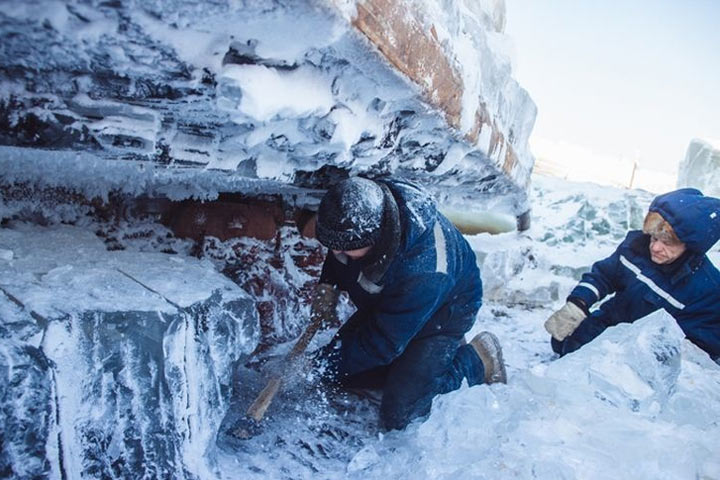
310,338,343,384
307,283,341,383
544,301,587,341
311,283,340,328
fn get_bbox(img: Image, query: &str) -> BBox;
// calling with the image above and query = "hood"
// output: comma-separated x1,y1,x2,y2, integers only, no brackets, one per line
649,188,720,254
384,179,438,248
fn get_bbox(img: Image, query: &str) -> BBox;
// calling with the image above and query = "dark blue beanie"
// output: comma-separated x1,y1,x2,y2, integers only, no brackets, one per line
316,177,384,250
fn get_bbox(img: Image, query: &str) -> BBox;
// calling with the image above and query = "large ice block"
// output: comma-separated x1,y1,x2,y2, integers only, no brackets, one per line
0,224,259,479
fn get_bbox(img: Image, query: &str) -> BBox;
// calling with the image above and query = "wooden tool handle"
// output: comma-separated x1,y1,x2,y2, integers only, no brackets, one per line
246,376,282,421
245,283,338,421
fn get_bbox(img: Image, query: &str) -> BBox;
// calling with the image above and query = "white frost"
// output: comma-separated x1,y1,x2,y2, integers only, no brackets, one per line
222,65,334,122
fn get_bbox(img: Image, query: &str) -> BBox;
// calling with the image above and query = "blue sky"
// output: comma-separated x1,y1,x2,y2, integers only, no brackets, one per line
505,0,720,176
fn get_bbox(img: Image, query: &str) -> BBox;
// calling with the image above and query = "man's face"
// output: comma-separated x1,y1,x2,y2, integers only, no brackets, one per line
333,246,372,260
649,236,686,264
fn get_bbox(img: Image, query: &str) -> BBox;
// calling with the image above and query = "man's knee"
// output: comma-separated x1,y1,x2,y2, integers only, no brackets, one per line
379,388,429,431
378,335,461,430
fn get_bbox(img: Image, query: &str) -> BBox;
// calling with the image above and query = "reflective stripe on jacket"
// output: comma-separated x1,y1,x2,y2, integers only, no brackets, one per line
570,188,720,358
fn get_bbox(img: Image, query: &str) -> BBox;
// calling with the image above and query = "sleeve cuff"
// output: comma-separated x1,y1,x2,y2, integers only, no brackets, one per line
567,296,590,315
571,280,600,305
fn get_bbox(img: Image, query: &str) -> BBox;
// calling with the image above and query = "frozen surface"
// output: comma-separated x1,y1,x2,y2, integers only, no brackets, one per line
0,223,260,479
351,311,720,480
0,223,250,315
677,138,720,198
2,0,719,476
5,174,720,479
0,0,536,217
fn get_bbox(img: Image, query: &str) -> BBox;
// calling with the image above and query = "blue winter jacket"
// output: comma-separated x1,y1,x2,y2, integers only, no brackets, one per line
319,180,482,377
569,188,720,358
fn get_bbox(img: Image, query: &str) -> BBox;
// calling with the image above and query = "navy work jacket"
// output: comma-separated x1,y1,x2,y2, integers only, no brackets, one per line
570,188,720,358
320,180,482,377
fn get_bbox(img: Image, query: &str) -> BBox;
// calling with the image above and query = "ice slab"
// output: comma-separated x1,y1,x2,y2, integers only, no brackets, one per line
677,138,720,198
354,310,720,480
0,223,260,479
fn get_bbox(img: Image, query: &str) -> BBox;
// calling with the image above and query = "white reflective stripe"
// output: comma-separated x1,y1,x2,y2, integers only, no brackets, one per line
333,251,349,265
577,282,600,299
619,255,686,310
433,222,448,274
357,272,384,294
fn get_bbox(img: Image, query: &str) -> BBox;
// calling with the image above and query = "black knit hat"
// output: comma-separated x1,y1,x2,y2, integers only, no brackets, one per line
315,177,384,250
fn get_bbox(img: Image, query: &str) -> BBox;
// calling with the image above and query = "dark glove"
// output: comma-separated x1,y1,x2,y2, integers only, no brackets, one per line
310,337,343,384
310,283,340,328
310,299,372,385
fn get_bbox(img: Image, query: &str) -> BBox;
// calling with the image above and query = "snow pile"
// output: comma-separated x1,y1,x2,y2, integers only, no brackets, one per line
223,65,335,123
351,311,720,479
0,0,536,218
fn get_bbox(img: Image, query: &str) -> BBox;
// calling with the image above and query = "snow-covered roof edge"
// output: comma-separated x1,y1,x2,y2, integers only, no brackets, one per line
337,0,536,189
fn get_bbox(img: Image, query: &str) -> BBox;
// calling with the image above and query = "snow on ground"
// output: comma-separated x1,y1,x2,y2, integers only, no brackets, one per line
216,174,720,479
3,173,720,479
350,174,720,480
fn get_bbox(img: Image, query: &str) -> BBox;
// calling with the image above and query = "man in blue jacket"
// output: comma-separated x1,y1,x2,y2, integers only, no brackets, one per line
312,177,506,431
545,188,720,360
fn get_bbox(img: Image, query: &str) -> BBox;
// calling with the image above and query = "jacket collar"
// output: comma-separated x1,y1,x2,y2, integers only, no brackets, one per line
357,181,401,286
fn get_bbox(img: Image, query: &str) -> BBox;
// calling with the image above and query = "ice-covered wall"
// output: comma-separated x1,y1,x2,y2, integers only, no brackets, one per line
677,138,720,198
0,0,536,218
0,224,259,479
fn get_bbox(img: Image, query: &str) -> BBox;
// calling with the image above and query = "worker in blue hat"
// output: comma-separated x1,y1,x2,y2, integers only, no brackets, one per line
312,176,507,431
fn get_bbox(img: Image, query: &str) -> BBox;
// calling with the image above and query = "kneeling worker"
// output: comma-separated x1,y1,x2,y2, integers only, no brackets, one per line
545,188,720,360
312,177,506,431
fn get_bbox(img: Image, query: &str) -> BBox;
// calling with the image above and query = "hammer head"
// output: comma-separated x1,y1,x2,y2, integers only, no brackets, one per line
218,416,264,448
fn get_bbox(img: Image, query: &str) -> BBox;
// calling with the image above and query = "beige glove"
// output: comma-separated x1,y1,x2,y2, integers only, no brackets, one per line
544,301,586,341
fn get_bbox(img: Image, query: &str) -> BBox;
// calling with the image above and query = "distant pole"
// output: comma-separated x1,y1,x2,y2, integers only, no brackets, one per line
628,161,637,189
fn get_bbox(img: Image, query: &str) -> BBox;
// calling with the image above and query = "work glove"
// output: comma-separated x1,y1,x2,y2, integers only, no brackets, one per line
544,301,587,341
307,283,341,382
311,338,343,383
310,283,340,328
